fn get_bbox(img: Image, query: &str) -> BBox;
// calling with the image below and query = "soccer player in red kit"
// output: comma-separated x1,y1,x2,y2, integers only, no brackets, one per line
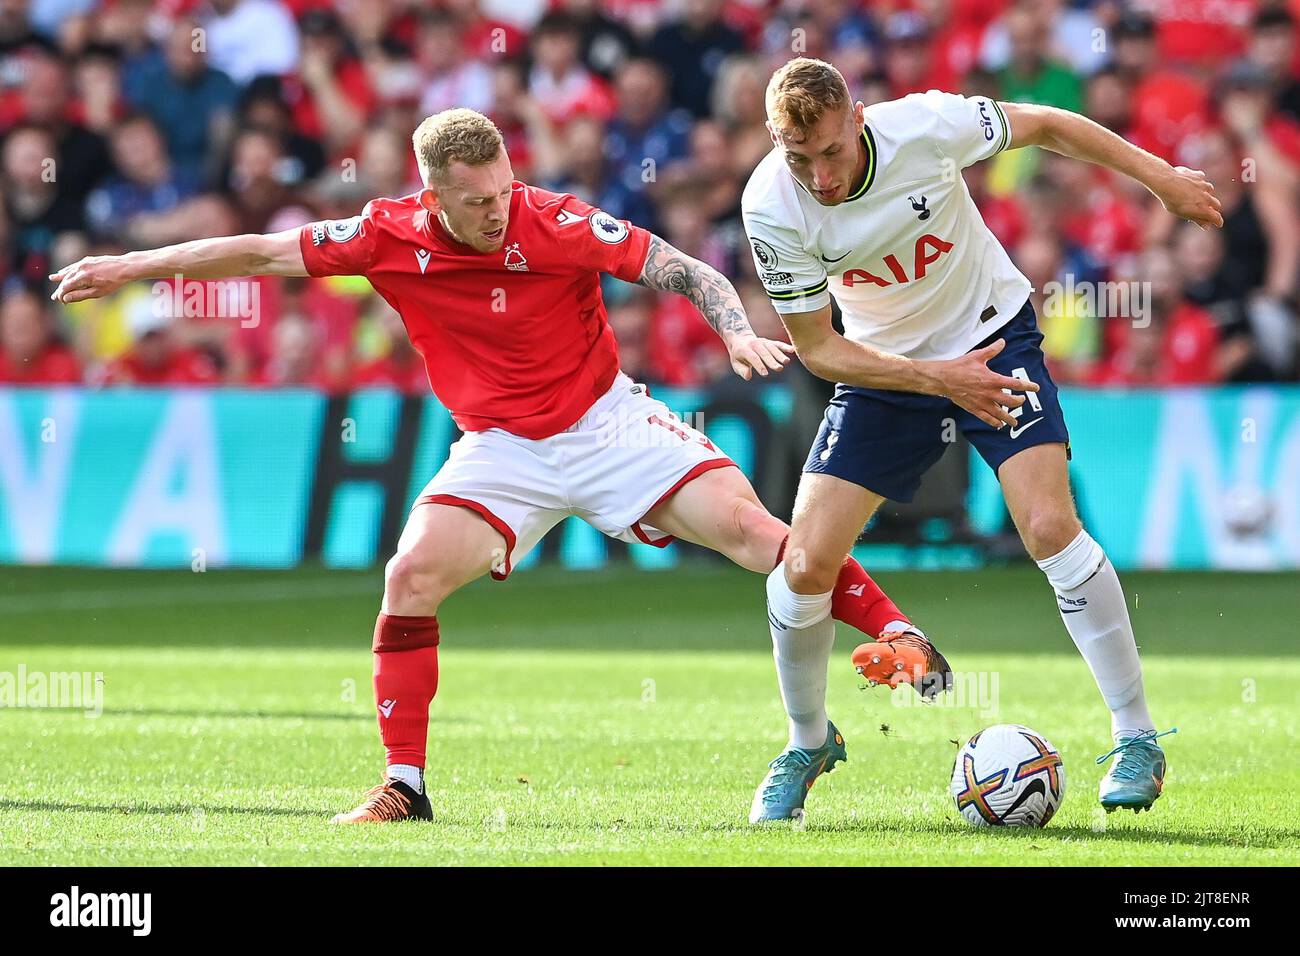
50,108,951,824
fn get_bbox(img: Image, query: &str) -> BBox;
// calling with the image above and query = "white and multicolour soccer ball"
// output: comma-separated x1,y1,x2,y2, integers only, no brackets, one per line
950,724,1065,828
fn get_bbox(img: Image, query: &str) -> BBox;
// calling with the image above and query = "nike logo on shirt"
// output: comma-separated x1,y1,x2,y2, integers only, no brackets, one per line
819,250,850,263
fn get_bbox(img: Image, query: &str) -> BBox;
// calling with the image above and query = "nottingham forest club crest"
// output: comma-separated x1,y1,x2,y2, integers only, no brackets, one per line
504,242,529,272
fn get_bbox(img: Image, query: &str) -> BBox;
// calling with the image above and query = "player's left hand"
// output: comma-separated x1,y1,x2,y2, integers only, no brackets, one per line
1156,166,1224,229
726,334,796,380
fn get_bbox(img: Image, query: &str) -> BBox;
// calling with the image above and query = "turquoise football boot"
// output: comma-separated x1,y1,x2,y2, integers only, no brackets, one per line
1097,728,1177,813
748,721,847,824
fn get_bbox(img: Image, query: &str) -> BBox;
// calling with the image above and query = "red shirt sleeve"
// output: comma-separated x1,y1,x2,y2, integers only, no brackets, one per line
546,194,651,283
298,204,380,278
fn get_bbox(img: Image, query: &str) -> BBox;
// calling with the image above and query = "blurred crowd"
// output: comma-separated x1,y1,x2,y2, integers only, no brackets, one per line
1,0,1298,391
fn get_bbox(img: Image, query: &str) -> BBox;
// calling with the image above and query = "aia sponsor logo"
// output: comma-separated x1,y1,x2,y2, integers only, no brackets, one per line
838,234,953,287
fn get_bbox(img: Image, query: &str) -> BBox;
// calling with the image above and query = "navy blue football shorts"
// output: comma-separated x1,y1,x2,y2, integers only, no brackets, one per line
803,298,1070,503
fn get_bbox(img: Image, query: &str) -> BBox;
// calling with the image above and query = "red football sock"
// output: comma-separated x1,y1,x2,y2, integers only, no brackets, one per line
831,557,911,639
372,613,441,769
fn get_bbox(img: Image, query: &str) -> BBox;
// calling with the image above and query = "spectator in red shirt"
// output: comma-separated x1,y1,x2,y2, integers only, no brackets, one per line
1041,151,1144,272
448,0,528,61
103,310,220,386
883,13,955,98
1092,249,1224,387
0,285,82,384
485,59,545,182
528,12,615,126
1111,11,1210,162
289,8,376,158
416,10,493,119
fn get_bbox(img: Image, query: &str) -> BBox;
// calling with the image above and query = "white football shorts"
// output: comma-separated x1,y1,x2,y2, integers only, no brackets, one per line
414,372,735,578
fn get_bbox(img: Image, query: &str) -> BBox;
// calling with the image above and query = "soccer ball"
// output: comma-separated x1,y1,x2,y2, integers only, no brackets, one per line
950,724,1065,828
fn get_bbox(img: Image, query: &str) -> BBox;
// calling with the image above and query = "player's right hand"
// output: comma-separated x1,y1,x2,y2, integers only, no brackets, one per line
937,339,1039,428
726,334,797,380
48,256,131,304
1156,165,1224,230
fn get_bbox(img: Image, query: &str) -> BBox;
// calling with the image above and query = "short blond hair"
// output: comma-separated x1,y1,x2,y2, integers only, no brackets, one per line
412,108,504,184
765,57,851,137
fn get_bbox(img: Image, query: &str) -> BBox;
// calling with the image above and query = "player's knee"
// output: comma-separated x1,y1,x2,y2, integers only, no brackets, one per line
383,551,452,615
730,498,785,571
1020,506,1082,561
782,544,842,594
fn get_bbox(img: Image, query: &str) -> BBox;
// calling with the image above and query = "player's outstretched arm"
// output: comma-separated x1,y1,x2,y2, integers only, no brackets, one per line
49,229,309,304
999,102,1224,229
782,303,1037,428
635,234,796,380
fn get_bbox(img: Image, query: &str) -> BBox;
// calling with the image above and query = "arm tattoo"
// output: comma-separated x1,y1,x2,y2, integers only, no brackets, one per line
636,234,754,339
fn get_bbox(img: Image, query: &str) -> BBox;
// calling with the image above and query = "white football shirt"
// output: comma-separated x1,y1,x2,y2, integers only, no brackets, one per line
742,91,1032,361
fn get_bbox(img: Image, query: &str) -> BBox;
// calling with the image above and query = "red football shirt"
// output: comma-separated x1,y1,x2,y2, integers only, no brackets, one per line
299,184,651,438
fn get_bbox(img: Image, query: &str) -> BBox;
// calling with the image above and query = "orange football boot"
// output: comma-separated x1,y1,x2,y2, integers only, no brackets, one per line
852,626,953,700
330,779,432,823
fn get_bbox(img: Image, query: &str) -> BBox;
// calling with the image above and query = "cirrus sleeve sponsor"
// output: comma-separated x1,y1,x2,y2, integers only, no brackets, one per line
913,89,1011,169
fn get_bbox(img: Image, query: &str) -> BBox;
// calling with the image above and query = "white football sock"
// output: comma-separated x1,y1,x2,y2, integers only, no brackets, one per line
767,565,835,750
1037,530,1155,740
387,763,424,793
765,562,832,629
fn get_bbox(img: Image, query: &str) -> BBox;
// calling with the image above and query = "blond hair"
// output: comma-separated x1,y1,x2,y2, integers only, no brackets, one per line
765,57,851,137
412,108,504,184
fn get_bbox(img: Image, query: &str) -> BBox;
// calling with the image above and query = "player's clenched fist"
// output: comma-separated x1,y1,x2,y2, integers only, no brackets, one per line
936,339,1039,429
726,333,798,380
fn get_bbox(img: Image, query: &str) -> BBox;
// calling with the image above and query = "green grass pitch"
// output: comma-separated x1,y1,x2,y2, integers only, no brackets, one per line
1,562,1295,866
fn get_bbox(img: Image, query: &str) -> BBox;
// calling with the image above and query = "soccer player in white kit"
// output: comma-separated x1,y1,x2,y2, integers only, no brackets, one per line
742,58,1224,815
